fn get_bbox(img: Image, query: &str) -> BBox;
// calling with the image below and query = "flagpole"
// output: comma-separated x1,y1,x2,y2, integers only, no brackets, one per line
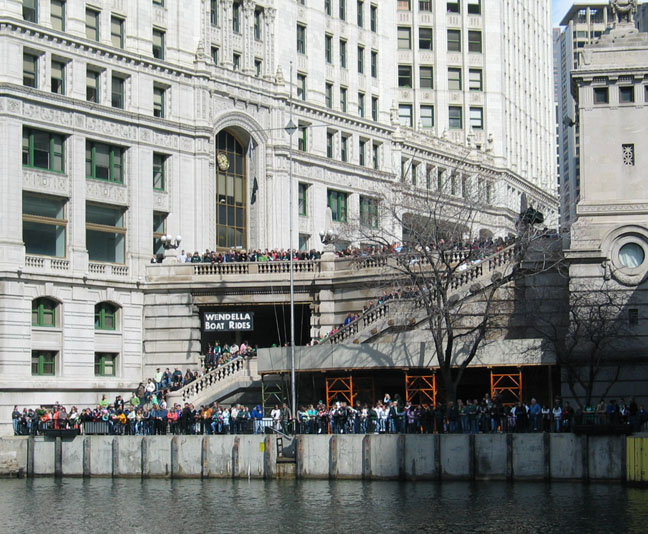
288,61,297,430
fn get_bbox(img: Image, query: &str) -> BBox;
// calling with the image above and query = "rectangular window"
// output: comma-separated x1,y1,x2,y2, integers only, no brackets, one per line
111,75,125,109
328,190,348,222
86,8,99,41
470,107,483,130
233,52,241,70
23,127,64,172
593,87,609,104
340,134,349,162
370,4,377,31
297,73,306,100
398,27,412,49
153,85,165,118
449,106,463,129
23,0,38,22
357,1,364,26
254,8,263,40
469,69,483,91
358,92,365,117
447,29,461,52
152,29,165,59
325,0,331,16
51,0,65,31
23,193,67,257
398,65,412,88
372,142,379,169
448,67,462,91
371,50,377,77
325,34,333,63
211,46,219,64
152,0,165,5
95,353,117,377
153,153,166,190
420,66,433,89
340,87,347,112
357,45,364,73
233,1,241,32
419,1,432,11
325,82,333,108
86,203,126,263
298,183,308,216
397,0,411,10
86,141,123,183
32,298,57,327
32,351,56,376
211,0,219,26
297,24,306,54
255,58,262,76
419,28,433,50
86,68,100,102
359,139,366,166
468,30,482,53
360,196,378,228
340,39,347,68
339,0,346,20
111,16,124,48
51,60,65,95
153,211,166,255
468,0,481,15
371,96,378,121
399,104,413,127
326,131,334,158
23,52,38,88
421,105,434,128
447,1,460,13
619,86,635,104
298,124,308,152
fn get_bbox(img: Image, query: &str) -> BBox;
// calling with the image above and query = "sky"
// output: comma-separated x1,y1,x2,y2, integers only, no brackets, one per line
552,0,573,27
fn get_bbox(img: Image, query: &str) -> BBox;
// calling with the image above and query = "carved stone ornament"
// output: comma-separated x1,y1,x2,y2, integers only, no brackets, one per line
86,180,127,205
610,0,637,25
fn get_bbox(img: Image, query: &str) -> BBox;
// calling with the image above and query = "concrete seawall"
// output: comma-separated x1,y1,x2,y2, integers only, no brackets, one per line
0,434,632,481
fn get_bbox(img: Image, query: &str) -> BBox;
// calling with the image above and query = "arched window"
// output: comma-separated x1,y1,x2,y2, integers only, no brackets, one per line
95,302,118,330
216,130,246,249
32,297,58,327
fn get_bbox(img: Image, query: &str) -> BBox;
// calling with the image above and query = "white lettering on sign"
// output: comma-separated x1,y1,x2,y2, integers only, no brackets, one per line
202,312,254,332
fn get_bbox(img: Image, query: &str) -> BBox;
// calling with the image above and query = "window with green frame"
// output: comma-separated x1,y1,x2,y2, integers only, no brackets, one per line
216,130,246,249
298,183,308,216
32,297,58,327
153,211,166,255
86,203,126,263
152,28,165,59
23,193,67,257
23,0,38,22
23,128,64,172
95,302,117,330
153,85,165,118
51,0,65,31
32,351,56,376
360,196,378,228
86,141,123,182
327,189,348,222
95,352,117,377
153,153,166,190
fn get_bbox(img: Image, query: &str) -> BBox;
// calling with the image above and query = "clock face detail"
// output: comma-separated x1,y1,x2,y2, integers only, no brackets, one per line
217,152,230,171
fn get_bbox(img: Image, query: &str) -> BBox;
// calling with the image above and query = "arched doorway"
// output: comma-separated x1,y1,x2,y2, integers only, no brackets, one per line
216,130,246,249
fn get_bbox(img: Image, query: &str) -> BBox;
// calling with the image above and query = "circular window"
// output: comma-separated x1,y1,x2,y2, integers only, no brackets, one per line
618,243,645,269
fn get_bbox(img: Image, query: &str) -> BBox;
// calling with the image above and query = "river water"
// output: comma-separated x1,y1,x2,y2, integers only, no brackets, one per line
1,478,646,534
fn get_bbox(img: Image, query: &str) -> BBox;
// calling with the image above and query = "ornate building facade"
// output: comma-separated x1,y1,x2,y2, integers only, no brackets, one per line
0,0,558,432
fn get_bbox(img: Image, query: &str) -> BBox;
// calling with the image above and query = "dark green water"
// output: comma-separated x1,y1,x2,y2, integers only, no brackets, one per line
1,478,647,534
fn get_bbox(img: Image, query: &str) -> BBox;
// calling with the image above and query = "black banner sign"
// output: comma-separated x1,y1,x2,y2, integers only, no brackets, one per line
203,312,254,332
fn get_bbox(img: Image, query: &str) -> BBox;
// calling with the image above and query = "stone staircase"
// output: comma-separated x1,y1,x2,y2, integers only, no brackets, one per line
325,244,519,345
166,356,261,407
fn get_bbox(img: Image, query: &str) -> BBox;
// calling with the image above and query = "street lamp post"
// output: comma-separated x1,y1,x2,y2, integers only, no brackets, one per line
285,62,297,430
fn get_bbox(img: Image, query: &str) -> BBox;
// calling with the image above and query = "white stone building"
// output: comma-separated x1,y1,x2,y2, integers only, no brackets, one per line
0,0,558,431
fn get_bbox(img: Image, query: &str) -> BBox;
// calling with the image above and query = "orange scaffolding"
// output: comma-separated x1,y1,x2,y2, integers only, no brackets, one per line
325,376,354,407
490,370,523,406
405,374,437,407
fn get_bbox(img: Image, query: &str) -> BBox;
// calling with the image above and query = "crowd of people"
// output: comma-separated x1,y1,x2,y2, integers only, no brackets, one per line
13,391,646,437
203,341,256,371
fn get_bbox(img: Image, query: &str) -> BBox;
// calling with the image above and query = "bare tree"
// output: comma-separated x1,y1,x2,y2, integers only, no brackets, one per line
530,280,633,409
340,172,556,403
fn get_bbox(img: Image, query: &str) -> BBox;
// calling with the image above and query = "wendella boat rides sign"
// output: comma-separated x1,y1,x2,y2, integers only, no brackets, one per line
202,312,254,332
